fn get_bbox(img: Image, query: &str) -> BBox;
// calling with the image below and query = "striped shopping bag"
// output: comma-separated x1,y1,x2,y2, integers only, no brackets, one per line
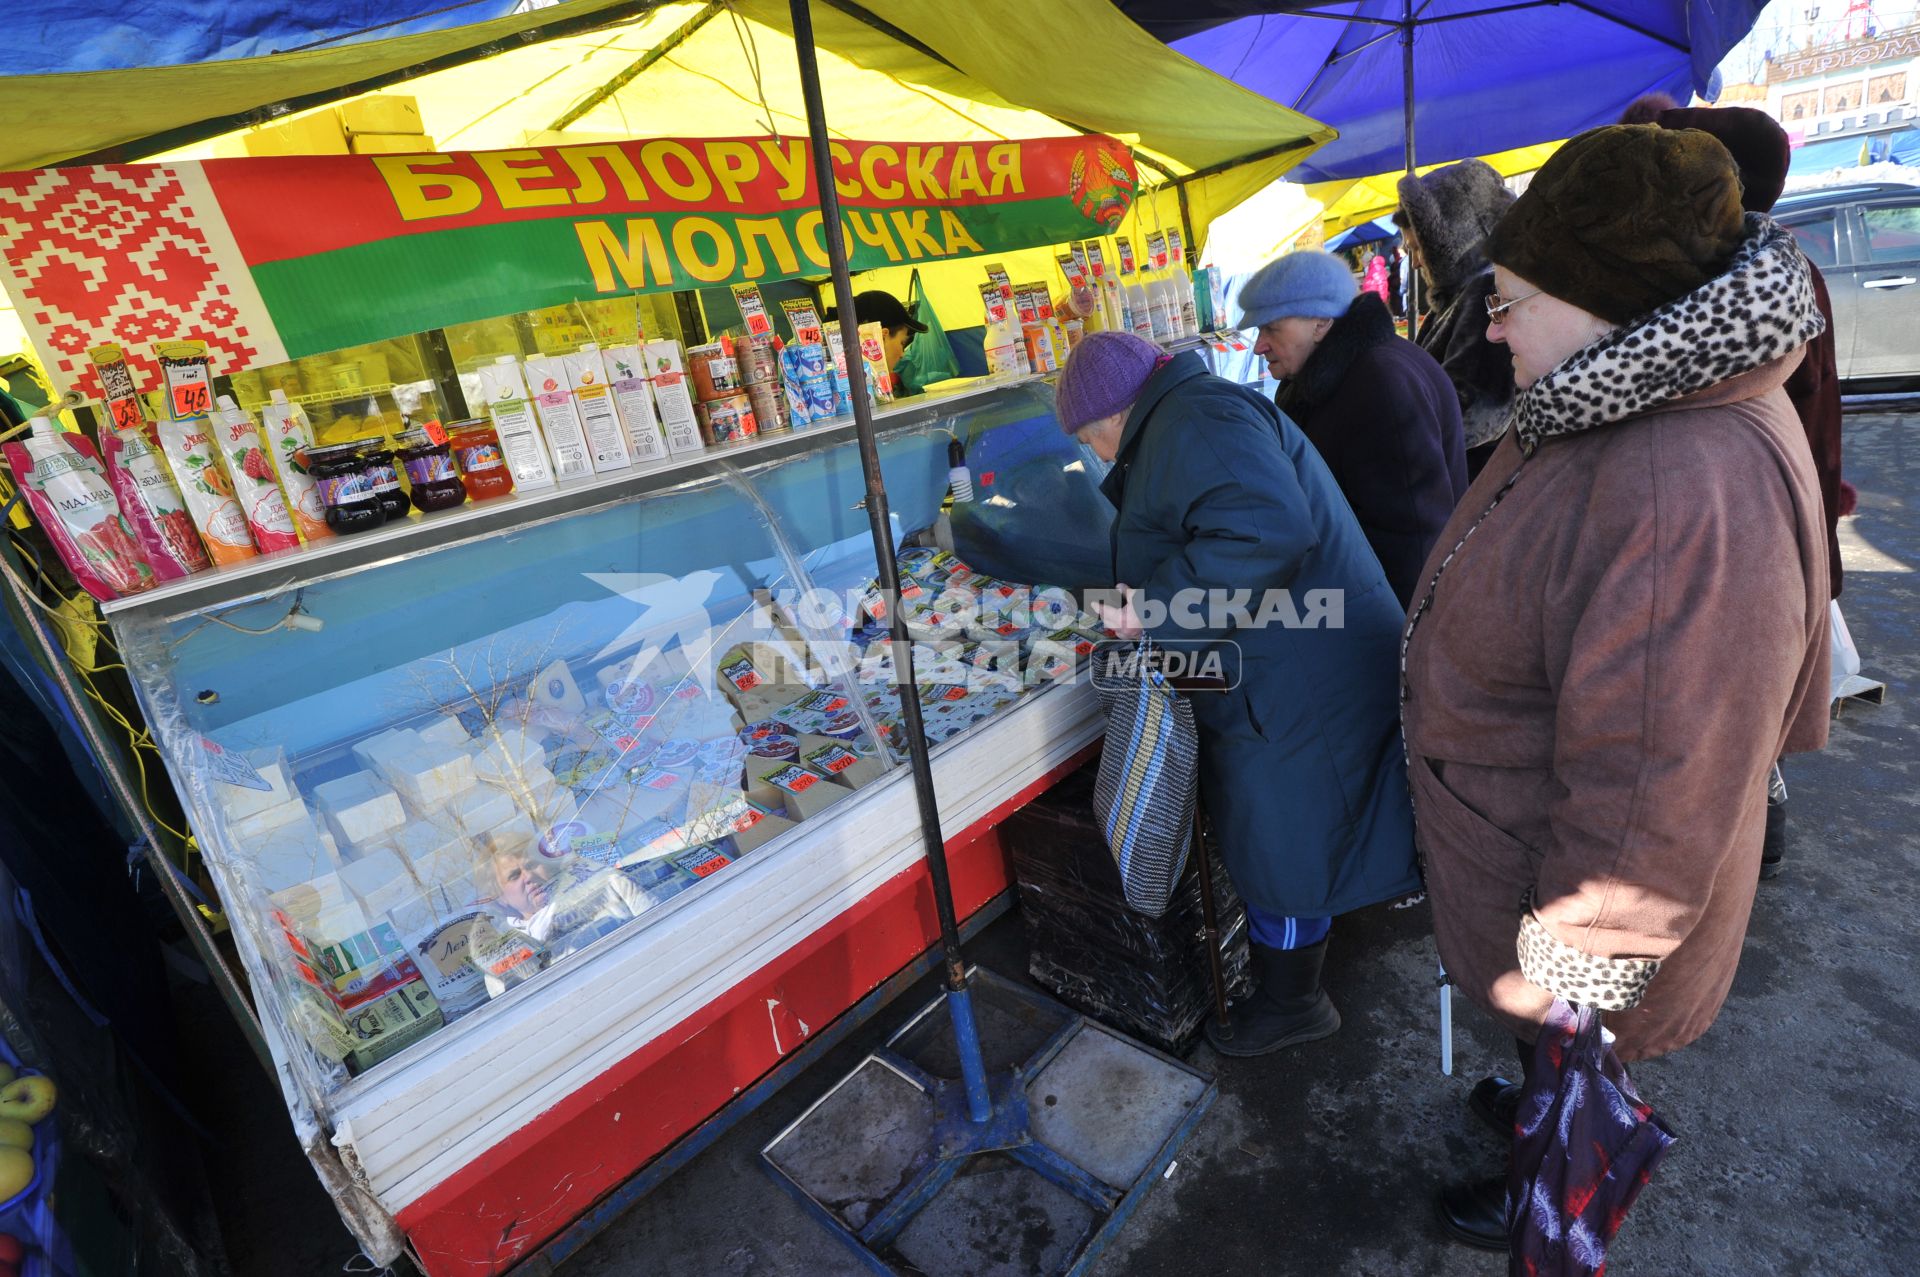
1091,641,1200,916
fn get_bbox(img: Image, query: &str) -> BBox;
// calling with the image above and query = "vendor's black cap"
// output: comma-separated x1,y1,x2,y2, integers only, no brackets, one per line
827,289,926,333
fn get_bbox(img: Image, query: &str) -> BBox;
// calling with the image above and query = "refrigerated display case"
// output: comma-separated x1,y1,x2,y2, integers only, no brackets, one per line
100,376,1111,1272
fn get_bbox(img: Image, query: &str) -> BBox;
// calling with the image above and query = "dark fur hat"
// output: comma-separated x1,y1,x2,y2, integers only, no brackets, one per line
1394,159,1515,299
1618,91,1681,125
1485,124,1745,324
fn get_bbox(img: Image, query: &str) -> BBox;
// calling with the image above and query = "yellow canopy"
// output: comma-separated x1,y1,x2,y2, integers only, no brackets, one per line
1309,141,1566,235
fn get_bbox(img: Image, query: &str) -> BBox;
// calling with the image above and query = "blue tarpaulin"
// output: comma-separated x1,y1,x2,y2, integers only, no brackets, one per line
1116,0,1765,182
1326,218,1397,250
15,0,530,72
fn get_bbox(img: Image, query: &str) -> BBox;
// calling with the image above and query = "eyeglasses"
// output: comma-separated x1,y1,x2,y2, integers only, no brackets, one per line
1485,288,1543,323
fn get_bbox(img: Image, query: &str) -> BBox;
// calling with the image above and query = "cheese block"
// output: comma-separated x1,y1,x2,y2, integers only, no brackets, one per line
411,843,488,903
312,771,408,850
337,849,420,919
471,733,547,786
382,819,466,874
270,872,348,928
252,816,344,894
352,728,426,784
446,784,517,838
214,747,296,821
231,795,312,842
473,813,541,860
388,740,479,812
416,715,470,749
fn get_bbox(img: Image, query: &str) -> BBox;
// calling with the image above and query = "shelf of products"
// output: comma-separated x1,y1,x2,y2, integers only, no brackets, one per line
106,376,1111,1106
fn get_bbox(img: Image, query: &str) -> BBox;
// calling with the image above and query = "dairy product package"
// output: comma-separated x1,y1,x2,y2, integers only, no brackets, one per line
563,345,635,473
475,356,555,490
521,355,594,481
213,396,301,554
601,344,670,463
152,413,256,565
3,419,155,599
857,322,895,402
641,342,705,455
100,422,209,581
260,390,334,542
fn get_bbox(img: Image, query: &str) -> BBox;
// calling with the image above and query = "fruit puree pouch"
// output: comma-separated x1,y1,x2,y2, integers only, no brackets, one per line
102,423,210,581
4,419,154,599
157,414,257,565
261,390,334,543
214,396,300,554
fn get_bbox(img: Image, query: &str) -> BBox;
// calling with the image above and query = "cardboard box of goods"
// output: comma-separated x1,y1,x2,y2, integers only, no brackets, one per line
337,94,425,137
242,111,349,157
350,133,436,156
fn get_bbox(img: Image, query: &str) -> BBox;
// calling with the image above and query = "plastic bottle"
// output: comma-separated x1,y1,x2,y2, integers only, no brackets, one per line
1117,246,1155,342
980,283,1022,377
1168,231,1201,337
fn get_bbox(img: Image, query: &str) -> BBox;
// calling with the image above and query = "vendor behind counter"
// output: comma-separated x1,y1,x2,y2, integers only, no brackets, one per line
826,290,930,397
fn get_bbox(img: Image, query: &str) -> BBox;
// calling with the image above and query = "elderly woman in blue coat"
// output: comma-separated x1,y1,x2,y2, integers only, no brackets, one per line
1058,331,1420,1055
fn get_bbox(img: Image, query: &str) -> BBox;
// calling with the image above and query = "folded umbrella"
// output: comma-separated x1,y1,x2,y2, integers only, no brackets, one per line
1508,1000,1678,1276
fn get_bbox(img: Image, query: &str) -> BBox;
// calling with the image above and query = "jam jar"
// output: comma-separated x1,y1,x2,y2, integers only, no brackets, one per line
396,429,468,512
446,419,515,501
354,440,409,522
305,443,383,534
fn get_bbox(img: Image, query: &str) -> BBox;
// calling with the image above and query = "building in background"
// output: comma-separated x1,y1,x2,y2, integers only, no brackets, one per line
1761,24,1920,173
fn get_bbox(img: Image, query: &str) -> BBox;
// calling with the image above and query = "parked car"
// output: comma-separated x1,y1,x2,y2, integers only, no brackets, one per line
1774,182,1920,386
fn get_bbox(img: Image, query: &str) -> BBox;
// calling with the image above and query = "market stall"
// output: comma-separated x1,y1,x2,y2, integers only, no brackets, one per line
0,5,1327,1272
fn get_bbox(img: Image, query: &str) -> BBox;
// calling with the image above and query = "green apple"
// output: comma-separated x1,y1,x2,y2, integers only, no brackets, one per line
0,1120,28,1151
0,1147,32,1200
0,1077,54,1125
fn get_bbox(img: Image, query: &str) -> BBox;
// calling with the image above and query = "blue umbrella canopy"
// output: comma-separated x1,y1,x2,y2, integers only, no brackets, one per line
1116,0,1761,182
14,0,531,71
1325,217,1398,249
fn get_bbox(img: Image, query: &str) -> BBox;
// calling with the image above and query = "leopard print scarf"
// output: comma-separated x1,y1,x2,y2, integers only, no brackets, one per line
1510,213,1826,456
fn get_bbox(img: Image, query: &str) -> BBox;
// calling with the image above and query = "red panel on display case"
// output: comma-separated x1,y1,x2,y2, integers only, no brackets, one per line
396,750,1092,1276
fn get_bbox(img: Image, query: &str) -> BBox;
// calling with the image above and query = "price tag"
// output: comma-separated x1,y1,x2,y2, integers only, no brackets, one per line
1146,231,1169,271
423,418,449,445
732,284,773,336
200,737,270,791
680,845,734,877
108,396,145,432
1168,228,1187,265
779,298,823,343
806,744,859,774
1057,252,1087,291
1069,241,1091,280
1116,236,1138,276
1085,243,1110,279
170,378,212,418
721,656,762,692
764,763,820,793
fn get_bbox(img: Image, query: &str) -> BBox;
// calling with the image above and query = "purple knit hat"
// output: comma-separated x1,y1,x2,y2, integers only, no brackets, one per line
1054,331,1166,432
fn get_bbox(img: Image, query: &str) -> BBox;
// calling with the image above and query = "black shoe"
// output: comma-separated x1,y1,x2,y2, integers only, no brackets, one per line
1760,797,1787,880
1204,938,1341,1057
1436,1174,1509,1251
1468,1075,1522,1137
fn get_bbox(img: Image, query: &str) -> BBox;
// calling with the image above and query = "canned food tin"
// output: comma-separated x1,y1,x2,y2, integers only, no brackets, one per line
745,380,789,434
695,394,759,446
687,342,742,400
736,331,781,385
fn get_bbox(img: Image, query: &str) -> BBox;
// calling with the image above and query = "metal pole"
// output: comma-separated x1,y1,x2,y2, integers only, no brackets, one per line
1191,802,1232,1037
787,0,992,1124
1401,0,1423,330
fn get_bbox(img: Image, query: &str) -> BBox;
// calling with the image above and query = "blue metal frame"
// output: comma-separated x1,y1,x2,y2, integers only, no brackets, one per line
507,892,1015,1276
761,968,1218,1277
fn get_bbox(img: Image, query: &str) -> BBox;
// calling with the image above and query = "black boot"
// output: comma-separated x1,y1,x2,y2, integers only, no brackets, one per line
1760,795,1788,879
1203,938,1340,1057
1436,1174,1509,1250
1468,1076,1522,1137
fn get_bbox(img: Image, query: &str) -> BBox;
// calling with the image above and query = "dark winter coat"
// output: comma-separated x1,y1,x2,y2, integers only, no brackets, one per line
1276,293,1468,608
1397,160,1518,452
1100,351,1420,919
1786,263,1845,597
1402,219,1830,1062
1416,268,1514,454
